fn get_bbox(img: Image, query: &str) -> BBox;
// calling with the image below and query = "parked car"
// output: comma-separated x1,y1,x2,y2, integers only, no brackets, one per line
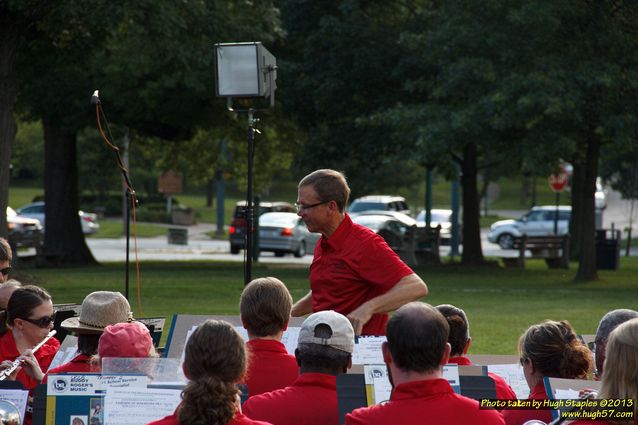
17,201,100,235
351,211,416,250
257,212,320,257
6,207,43,251
347,195,411,216
487,206,572,249
229,201,295,254
415,209,454,243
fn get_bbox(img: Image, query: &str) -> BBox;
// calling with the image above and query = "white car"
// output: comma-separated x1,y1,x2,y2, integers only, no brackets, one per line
487,206,571,249
6,207,43,250
17,201,100,235
258,212,320,257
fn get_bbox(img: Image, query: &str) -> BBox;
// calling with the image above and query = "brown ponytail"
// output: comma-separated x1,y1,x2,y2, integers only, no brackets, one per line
519,320,592,379
178,320,246,425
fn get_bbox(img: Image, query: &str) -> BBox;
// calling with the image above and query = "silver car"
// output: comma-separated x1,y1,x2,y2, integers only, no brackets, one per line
487,206,571,249
17,201,100,235
258,212,321,257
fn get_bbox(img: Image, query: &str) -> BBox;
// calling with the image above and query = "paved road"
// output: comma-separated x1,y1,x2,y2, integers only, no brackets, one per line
86,187,636,263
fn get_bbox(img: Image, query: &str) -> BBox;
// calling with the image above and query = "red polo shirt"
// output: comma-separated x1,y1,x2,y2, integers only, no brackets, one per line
148,407,272,425
310,214,413,335
502,381,552,425
43,353,94,383
345,378,505,425
244,339,299,397
0,330,60,390
448,356,517,404
242,373,338,425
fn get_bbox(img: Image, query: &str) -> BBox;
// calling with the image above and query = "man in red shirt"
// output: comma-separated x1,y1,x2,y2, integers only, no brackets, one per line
291,169,428,335
240,277,299,397
345,302,505,425
242,310,354,425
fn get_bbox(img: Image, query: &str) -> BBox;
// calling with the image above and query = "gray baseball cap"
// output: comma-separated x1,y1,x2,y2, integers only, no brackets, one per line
298,310,355,353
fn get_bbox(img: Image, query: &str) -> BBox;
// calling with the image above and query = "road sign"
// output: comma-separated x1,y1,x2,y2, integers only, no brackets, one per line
549,172,569,193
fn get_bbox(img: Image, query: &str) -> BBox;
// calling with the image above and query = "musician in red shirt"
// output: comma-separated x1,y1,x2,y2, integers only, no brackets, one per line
240,277,299,397
291,169,428,336
46,291,133,379
345,302,505,425
435,303,517,403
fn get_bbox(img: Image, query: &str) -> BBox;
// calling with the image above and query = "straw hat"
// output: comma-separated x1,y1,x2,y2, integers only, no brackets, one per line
61,291,133,334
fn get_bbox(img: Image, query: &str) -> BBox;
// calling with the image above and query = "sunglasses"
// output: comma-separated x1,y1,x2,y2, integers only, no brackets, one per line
0,267,10,276
21,312,56,328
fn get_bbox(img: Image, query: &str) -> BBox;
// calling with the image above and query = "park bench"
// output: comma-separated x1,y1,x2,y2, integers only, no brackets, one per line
501,234,569,269
384,225,441,266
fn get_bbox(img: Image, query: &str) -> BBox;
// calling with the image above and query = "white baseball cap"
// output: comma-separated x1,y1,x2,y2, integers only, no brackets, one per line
298,310,355,353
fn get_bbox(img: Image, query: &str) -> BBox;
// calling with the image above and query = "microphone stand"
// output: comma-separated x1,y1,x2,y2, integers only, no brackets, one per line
92,90,137,300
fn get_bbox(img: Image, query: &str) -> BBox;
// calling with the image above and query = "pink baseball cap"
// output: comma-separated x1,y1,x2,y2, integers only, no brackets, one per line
98,322,152,358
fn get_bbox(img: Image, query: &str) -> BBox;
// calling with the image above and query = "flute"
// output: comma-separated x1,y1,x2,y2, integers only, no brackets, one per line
0,330,57,381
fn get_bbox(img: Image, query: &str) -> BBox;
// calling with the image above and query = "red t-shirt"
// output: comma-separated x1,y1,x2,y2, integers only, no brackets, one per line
244,339,299,397
310,214,414,335
0,330,60,390
345,378,505,425
502,381,552,425
242,373,338,425
448,356,518,404
147,408,272,425
43,353,93,383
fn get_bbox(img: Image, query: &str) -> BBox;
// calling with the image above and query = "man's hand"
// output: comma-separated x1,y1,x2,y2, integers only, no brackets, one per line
347,304,374,336
291,291,313,317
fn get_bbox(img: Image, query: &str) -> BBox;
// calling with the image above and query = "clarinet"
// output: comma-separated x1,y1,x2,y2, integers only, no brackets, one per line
0,330,57,381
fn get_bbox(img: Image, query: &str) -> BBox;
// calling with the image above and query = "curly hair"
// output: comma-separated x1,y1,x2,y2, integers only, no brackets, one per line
179,320,246,425
518,320,592,379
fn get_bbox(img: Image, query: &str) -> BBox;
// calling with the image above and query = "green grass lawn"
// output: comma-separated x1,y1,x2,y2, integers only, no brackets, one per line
12,257,638,354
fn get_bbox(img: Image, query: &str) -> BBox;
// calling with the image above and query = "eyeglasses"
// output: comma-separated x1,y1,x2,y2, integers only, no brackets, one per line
21,312,56,328
0,267,11,276
295,200,330,212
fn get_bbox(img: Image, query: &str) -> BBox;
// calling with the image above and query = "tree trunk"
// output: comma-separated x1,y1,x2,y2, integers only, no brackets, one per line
574,136,600,282
569,161,585,261
41,117,97,266
0,19,19,239
460,143,485,265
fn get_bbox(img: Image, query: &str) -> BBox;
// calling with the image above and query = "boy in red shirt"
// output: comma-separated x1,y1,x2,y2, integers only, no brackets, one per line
240,277,299,397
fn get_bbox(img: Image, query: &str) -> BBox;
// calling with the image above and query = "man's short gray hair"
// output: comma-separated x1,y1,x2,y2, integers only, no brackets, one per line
595,309,638,343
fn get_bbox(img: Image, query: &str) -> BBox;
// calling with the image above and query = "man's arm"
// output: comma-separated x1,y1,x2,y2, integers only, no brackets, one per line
291,290,313,317
347,273,428,335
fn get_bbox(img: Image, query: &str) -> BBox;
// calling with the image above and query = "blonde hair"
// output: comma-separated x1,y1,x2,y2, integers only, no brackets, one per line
599,318,638,423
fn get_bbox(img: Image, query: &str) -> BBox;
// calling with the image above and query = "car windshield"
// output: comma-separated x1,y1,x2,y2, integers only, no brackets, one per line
349,202,386,213
259,213,298,227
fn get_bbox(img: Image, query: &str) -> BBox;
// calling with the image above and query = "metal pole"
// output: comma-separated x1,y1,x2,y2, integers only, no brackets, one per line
554,192,559,235
125,190,130,300
425,167,432,227
245,110,255,285
450,167,461,257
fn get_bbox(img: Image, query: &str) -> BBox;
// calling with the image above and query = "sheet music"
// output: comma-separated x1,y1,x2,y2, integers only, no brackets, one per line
104,387,182,425
235,326,300,355
0,389,29,422
47,335,78,372
442,364,460,393
554,388,580,399
352,336,386,365
487,364,529,399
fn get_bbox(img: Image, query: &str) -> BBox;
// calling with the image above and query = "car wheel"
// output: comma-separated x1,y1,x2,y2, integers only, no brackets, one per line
230,245,240,254
294,241,306,258
497,233,515,249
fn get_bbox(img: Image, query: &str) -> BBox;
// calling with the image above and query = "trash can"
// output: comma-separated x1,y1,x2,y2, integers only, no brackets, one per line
596,229,620,270
167,227,188,245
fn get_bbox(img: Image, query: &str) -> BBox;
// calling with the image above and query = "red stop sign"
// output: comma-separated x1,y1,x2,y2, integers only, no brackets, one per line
549,172,569,193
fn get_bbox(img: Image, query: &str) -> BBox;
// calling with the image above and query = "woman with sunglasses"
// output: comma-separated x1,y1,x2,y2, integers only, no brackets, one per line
0,285,60,390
